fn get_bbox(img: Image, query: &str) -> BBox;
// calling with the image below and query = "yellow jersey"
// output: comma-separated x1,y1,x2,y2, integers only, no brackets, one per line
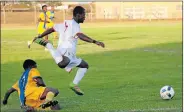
38,12,51,29
12,68,42,105
47,11,55,21
46,11,55,28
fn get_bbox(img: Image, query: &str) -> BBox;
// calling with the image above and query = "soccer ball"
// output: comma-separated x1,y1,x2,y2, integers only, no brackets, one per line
160,85,175,100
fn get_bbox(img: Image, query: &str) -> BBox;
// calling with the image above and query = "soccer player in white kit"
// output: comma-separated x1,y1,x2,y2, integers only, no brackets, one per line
32,6,105,95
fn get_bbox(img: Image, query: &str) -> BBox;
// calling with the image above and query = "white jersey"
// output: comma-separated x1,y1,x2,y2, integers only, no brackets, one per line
53,19,81,55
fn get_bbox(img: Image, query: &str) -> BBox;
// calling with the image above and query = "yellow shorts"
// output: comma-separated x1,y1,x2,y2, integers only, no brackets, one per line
47,22,54,28
25,87,51,110
37,22,48,35
37,27,46,35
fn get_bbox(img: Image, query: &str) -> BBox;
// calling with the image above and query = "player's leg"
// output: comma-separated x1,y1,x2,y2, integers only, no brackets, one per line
34,38,71,68
57,56,70,68
53,32,58,39
39,87,60,109
69,59,89,95
45,43,70,68
74,60,89,85
34,38,64,64
45,35,49,41
44,23,49,41
44,26,50,51
28,87,60,111
50,103,61,110
28,25,43,48
45,25,52,42
49,22,57,39
21,105,35,112
40,87,59,100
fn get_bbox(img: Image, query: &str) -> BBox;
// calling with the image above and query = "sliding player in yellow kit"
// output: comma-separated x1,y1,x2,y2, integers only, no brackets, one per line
2,59,61,111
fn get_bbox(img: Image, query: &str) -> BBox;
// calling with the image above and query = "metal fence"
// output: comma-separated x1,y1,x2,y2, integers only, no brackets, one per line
1,2,182,24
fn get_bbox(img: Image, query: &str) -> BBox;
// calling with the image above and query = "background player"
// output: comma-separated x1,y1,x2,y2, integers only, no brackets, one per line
47,6,58,39
31,6,105,96
2,59,61,111
28,5,52,49
37,4,51,40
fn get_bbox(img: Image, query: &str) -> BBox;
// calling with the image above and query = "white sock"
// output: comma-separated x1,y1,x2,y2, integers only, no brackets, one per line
73,68,87,85
46,43,63,64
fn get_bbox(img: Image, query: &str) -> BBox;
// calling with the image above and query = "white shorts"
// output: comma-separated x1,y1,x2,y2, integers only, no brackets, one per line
58,48,82,72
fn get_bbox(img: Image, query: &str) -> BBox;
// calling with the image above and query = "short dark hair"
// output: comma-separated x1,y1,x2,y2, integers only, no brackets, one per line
73,6,85,16
23,59,36,70
42,5,47,9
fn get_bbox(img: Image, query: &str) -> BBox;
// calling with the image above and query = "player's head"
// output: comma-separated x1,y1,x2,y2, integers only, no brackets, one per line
23,59,37,70
42,5,47,12
73,6,85,23
51,6,54,11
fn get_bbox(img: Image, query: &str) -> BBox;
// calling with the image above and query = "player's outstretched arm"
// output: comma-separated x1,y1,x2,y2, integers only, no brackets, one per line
38,28,55,38
2,87,17,105
38,18,50,23
32,28,55,43
33,77,46,87
28,28,55,48
76,33,105,48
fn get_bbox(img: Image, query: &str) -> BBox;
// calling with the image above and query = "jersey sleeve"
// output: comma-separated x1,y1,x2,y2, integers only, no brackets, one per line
39,13,45,20
53,23,64,32
30,68,41,79
46,11,50,18
46,12,52,22
47,18,52,23
12,81,19,90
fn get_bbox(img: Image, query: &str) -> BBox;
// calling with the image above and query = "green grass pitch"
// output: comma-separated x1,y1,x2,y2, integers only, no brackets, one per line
1,21,182,112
